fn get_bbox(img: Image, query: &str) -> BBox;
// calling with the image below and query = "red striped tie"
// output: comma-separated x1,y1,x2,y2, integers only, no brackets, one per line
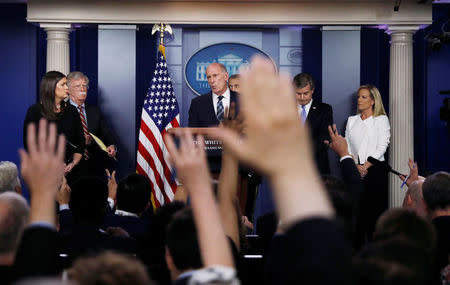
77,105,90,160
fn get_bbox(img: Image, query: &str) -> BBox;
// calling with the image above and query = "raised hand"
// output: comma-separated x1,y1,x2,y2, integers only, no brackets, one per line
210,56,333,229
105,169,117,200
324,124,351,158
19,118,66,225
165,129,234,268
165,130,211,191
398,158,419,187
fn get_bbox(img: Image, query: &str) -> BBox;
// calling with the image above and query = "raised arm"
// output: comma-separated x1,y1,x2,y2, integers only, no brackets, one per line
15,118,66,278
165,130,234,268
210,57,334,228
217,103,243,251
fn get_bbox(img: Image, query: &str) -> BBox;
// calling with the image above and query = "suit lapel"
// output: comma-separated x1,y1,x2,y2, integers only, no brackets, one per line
206,92,219,124
306,100,320,125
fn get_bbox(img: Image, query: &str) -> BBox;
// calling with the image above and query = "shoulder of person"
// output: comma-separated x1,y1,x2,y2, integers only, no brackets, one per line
191,92,211,103
373,114,390,124
347,114,359,122
316,101,332,111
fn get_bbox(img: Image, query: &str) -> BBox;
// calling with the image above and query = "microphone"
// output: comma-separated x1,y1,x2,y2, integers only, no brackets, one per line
367,156,402,176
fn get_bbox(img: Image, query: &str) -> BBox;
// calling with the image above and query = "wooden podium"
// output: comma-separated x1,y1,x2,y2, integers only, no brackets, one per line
167,127,256,216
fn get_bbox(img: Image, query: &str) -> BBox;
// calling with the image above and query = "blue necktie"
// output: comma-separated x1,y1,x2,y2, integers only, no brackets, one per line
217,95,224,121
301,105,307,123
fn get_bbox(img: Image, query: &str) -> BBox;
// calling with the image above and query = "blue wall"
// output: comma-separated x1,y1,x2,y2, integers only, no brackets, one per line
0,4,37,168
423,4,450,172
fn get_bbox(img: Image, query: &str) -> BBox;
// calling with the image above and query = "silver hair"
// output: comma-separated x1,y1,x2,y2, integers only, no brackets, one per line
0,161,20,193
0,192,29,254
67,71,90,87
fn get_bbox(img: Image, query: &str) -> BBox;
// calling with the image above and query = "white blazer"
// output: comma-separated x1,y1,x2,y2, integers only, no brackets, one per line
345,114,391,164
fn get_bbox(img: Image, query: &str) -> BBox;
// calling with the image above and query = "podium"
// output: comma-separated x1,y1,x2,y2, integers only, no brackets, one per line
167,127,258,217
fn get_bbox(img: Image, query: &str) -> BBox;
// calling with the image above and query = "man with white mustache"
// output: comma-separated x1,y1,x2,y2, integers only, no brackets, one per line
67,71,117,180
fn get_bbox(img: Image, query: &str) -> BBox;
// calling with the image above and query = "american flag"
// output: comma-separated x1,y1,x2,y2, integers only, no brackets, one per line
137,45,180,208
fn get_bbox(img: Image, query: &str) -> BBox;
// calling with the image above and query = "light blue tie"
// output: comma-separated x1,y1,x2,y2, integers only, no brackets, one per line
301,105,307,122
217,95,224,121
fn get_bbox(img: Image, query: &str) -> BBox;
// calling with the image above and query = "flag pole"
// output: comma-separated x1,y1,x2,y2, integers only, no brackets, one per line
151,23,173,58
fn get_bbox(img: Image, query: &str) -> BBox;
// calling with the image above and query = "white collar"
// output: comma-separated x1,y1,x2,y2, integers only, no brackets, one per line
70,99,85,109
213,88,230,100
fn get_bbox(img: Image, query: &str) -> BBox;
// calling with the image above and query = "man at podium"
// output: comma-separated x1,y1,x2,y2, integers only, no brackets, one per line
188,63,239,127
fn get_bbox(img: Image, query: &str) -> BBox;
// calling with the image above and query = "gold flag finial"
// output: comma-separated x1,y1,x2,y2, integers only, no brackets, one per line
151,23,173,46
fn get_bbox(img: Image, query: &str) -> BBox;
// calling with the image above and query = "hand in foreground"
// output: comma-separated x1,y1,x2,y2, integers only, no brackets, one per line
398,158,419,187
210,57,313,178
221,102,245,135
324,124,351,158
165,129,234,268
165,130,211,191
19,119,66,225
105,169,117,200
210,56,334,228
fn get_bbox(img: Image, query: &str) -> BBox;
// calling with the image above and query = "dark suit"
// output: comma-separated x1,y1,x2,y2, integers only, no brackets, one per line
305,100,333,174
14,226,59,280
58,223,137,262
265,218,352,285
340,157,364,249
188,90,239,127
72,102,116,179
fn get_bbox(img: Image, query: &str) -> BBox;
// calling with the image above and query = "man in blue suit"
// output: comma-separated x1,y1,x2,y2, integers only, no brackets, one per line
188,63,239,127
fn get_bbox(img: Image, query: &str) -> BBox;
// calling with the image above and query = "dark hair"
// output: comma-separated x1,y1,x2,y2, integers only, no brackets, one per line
229,74,240,80
117,173,152,215
422,172,450,211
353,238,434,285
374,208,436,256
68,251,153,285
322,175,353,240
293,72,315,90
69,176,108,226
39,71,67,120
166,208,202,270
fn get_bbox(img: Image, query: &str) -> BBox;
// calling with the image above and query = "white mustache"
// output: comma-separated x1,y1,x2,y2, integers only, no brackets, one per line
79,92,87,96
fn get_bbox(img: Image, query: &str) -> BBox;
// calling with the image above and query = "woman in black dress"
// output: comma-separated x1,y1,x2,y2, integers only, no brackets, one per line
23,71,85,179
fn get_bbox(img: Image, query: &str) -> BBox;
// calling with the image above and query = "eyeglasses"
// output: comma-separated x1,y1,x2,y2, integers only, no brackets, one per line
70,84,89,90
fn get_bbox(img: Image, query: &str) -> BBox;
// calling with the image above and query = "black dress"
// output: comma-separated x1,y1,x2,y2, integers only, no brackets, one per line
23,103,85,164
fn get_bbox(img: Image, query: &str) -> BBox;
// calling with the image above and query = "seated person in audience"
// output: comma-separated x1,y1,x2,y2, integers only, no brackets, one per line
403,180,427,218
102,172,153,238
0,161,22,194
67,251,153,285
58,176,137,261
422,171,450,281
373,208,436,257
353,238,434,285
140,201,185,285
165,208,202,284
0,192,29,285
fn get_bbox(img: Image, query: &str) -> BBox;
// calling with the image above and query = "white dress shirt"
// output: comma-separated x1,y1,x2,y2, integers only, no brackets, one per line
297,99,313,119
212,88,231,115
345,114,391,164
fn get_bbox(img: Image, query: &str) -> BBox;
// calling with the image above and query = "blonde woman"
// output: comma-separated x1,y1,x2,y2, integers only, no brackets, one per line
345,84,390,244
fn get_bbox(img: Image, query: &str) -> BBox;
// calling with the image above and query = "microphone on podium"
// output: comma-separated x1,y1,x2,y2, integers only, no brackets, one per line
367,156,403,176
